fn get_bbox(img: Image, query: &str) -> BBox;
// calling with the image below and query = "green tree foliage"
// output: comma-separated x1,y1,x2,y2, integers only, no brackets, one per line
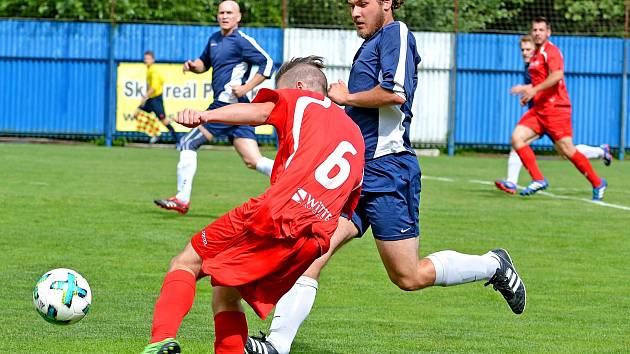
0,0,626,35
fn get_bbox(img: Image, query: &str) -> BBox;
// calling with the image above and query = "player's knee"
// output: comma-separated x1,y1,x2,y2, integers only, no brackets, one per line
242,156,258,170
390,269,434,291
391,276,424,291
511,134,525,149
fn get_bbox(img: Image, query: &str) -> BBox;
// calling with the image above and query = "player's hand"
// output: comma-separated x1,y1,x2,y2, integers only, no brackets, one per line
176,108,203,128
328,80,350,106
520,86,537,106
183,60,195,74
231,84,248,98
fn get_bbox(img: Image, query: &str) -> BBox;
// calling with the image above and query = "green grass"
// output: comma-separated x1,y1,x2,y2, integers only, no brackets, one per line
1,143,629,353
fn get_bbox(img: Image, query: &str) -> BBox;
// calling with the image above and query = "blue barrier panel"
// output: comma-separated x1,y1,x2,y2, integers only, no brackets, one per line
0,19,283,140
456,33,624,149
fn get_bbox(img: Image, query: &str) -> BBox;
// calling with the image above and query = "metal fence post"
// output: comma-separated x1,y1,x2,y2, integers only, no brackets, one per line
620,2,629,160
447,0,459,156
104,23,116,147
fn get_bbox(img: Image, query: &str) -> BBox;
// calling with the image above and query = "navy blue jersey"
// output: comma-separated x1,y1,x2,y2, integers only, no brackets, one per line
199,29,274,104
346,21,421,160
524,63,533,109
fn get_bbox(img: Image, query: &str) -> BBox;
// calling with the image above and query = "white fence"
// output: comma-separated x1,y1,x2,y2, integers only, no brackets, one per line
283,28,452,145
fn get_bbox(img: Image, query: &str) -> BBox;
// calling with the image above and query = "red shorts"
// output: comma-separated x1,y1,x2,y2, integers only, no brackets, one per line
517,107,572,142
190,202,322,319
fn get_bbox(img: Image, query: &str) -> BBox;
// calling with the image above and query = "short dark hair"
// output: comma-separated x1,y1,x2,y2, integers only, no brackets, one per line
276,56,328,95
532,17,551,29
144,50,154,58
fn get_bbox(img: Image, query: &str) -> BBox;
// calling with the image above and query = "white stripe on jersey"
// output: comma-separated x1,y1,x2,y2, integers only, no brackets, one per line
285,96,332,168
392,21,409,96
240,32,274,77
219,62,248,103
373,22,410,159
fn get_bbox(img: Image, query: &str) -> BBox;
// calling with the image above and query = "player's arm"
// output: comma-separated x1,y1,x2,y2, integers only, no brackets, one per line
510,84,532,95
175,102,275,128
184,39,212,74
521,46,565,104
232,73,267,98
183,59,207,74
520,70,563,105
329,80,405,108
232,35,274,98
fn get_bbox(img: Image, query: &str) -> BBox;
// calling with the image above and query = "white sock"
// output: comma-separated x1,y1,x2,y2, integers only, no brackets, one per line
427,250,500,286
255,156,274,177
267,276,318,354
576,144,603,159
175,150,197,204
506,149,523,185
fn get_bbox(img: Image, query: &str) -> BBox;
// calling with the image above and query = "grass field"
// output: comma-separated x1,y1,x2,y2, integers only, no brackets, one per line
1,143,629,353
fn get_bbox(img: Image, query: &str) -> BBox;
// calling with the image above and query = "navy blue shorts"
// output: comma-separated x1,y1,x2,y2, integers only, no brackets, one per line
139,95,166,120
349,152,421,241
178,101,256,151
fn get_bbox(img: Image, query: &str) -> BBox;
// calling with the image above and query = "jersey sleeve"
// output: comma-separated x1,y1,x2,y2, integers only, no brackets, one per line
546,45,564,73
378,22,412,99
252,88,288,133
240,33,274,78
199,37,212,70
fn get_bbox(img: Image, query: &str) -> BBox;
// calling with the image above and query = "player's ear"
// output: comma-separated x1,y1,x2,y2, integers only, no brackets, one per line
296,81,305,90
382,0,393,11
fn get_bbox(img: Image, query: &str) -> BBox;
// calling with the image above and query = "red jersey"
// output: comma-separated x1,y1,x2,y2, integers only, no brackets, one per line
243,88,365,250
528,41,571,111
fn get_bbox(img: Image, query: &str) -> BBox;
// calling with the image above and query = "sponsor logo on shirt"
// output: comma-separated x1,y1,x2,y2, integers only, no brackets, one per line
291,188,333,221
201,230,208,246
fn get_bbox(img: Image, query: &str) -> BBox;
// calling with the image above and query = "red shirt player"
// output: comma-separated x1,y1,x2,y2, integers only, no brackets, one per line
511,17,607,200
141,56,365,354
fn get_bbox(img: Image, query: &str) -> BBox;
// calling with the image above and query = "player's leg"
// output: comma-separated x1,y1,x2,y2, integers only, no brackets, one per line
257,217,360,354
512,117,549,195
213,286,248,354
232,129,274,177
496,134,539,194
576,143,612,166
154,96,177,143
154,126,212,213
143,242,204,353
547,110,607,200
555,137,607,199
371,155,525,313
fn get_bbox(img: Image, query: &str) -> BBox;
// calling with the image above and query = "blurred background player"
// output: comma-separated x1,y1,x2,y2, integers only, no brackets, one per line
246,2,526,354
138,50,178,144
154,0,274,214
511,17,607,200
495,35,612,194
142,56,365,354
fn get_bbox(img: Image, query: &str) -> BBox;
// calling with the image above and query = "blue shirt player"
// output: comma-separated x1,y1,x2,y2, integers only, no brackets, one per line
154,0,275,215
246,1,527,354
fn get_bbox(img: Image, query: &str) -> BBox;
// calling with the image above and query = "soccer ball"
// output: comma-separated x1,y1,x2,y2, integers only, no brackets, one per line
32,268,92,325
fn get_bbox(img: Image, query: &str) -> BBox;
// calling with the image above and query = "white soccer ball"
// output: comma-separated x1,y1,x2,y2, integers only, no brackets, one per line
32,268,92,325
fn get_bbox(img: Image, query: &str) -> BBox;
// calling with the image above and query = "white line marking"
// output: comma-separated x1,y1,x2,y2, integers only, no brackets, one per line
468,179,494,186
422,176,455,182
465,179,630,213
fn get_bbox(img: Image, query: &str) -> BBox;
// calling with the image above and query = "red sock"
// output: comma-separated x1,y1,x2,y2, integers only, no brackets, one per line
515,146,544,181
569,150,602,187
214,311,247,354
150,269,196,343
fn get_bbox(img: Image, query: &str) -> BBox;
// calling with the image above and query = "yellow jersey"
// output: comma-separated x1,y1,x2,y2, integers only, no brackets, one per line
146,65,164,98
